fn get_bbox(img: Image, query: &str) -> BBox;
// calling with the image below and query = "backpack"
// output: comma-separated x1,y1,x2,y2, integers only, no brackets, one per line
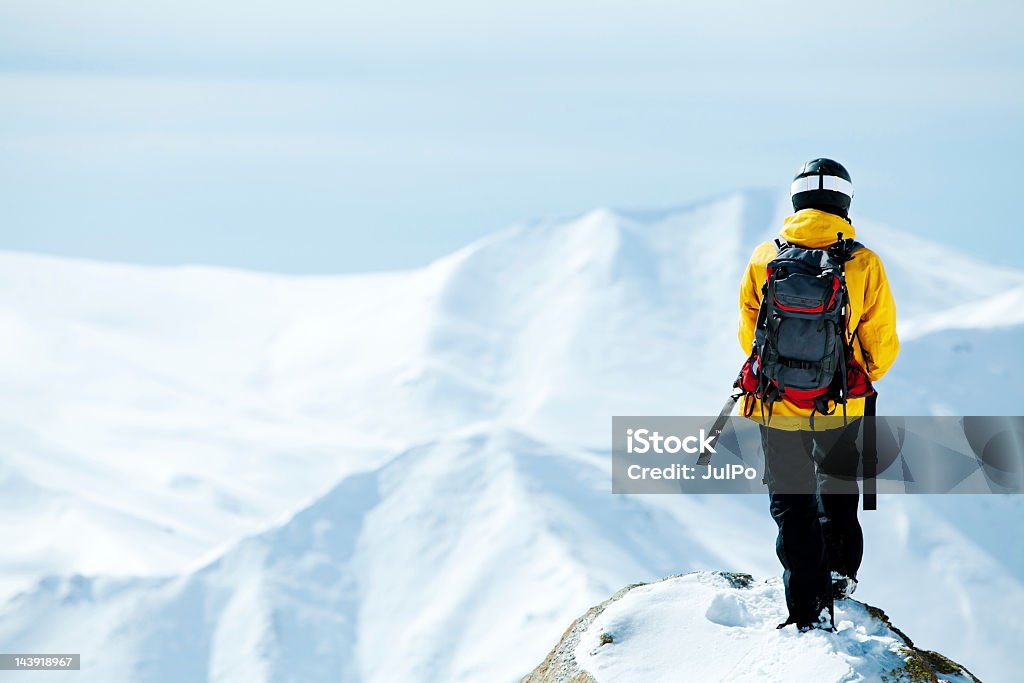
736,232,874,421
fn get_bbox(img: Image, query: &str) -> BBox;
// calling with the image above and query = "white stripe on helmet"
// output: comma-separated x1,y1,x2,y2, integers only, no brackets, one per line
790,175,853,198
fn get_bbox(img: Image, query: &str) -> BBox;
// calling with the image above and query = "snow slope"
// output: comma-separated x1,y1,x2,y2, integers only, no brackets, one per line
0,432,777,682
1,189,1022,680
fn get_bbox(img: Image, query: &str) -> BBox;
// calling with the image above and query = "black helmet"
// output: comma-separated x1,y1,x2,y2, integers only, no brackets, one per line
791,158,853,218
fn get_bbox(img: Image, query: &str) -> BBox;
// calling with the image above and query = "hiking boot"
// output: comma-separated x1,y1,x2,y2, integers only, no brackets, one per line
831,572,858,600
775,618,836,633
776,607,835,633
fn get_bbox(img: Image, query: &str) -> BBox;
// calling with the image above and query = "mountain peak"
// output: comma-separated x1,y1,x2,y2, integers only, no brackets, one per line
523,572,981,683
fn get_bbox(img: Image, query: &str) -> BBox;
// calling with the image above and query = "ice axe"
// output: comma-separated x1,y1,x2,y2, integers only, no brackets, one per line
695,391,742,467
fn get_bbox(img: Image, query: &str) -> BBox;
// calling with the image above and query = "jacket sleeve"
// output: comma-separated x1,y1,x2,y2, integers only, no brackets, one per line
857,254,900,381
738,255,762,354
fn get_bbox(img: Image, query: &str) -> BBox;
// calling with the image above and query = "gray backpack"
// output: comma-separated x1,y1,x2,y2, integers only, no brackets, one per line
737,233,870,419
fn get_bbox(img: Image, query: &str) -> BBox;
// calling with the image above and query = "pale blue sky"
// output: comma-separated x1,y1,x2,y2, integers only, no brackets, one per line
1,1,1022,273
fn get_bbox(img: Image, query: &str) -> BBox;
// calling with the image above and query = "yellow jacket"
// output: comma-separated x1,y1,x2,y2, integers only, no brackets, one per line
737,209,900,429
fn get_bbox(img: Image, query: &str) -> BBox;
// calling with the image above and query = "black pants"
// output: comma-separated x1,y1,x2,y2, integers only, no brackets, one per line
760,420,863,624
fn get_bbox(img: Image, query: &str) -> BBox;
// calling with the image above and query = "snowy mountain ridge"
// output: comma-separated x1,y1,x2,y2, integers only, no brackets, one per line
1,189,1022,681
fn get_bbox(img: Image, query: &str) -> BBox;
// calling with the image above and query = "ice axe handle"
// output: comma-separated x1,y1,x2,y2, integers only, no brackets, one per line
696,393,740,466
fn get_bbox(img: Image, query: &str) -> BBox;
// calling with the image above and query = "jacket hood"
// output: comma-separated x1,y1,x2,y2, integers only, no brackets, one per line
779,209,856,249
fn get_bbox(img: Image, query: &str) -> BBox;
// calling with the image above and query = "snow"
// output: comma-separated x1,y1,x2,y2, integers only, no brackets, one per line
899,286,1024,339
575,572,977,683
0,189,1021,681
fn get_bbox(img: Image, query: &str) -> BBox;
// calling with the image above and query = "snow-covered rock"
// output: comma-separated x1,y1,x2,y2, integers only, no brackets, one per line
524,571,981,683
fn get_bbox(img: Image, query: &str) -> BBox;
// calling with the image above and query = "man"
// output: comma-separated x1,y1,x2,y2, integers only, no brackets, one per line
737,158,899,631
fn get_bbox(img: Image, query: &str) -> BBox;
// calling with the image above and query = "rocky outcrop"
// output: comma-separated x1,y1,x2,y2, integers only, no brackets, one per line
521,582,645,683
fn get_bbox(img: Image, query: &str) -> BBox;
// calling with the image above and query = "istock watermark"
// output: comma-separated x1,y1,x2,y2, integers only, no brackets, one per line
625,428,718,455
623,427,757,483
612,416,1024,494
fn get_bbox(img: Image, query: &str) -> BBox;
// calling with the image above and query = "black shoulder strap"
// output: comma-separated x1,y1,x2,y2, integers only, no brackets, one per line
773,237,788,254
